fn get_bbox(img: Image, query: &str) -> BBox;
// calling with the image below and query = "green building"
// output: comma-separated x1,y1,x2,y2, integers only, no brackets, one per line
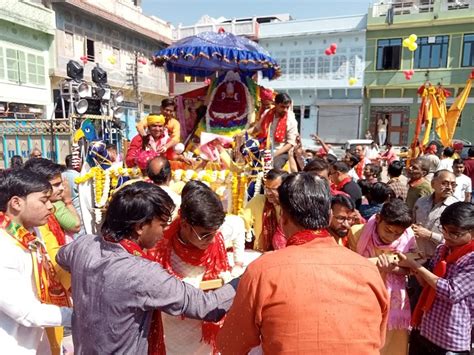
364,0,474,147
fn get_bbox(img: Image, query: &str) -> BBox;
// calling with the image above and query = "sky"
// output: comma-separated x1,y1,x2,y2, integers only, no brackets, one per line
141,0,372,26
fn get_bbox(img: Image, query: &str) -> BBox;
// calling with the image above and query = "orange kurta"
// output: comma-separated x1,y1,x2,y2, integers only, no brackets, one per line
217,236,389,354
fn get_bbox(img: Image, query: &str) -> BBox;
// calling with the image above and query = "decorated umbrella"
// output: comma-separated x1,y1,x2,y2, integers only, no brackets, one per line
153,30,281,80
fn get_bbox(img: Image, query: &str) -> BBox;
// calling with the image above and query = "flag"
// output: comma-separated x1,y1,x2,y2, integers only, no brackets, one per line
432,87,450,147
446,77,472,144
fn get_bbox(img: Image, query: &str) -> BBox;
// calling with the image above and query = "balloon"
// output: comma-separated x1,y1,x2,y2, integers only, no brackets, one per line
330,47,337,55
409,69,415,75
107,55,116,65
330,43,337,51
409,34,417,42
348,77,357,86
403,38,411,48
80,55,88,64
408,42,418,51
184,76,192,83
324,48,332,56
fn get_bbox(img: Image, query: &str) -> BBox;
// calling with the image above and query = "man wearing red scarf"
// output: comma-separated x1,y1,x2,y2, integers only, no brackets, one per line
149,181,232,354
252,93,298,169
397,202,473,355
218,173,389,354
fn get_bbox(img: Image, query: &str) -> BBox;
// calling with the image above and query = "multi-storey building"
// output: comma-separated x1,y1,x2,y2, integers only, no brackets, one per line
364,0,474,146
259,15,367,146
46,0,173,139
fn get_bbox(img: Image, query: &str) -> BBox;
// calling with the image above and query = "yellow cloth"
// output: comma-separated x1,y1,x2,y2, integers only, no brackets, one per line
421,89,434,147
446,78,472,143
38,225,72,355
146,114,165,126
238,194,280,251
431,89,450,147
137,116,181,144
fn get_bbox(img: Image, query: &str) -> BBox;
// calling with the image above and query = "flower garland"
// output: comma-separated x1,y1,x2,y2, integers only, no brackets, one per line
75,166,142,208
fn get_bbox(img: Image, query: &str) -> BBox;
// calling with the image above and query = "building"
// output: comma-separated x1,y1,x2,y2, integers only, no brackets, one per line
45,0,173,140
259,14,367,146
364,0,474,147
0,0,60,166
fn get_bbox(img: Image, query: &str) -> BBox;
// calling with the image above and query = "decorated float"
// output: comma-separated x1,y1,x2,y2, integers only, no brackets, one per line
74,30,281,233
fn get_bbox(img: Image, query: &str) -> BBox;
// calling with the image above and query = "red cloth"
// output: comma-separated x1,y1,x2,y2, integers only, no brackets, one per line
332,177,352,192
412,241,474,327
260,200,279,252
257,108,288,148
125,134,174,168
150,218,230,352
47,214,66,246
286,229,331,246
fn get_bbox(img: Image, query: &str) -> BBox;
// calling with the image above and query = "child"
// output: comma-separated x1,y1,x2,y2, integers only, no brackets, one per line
452,158,472,202
398,202,473,355
348,199,416,355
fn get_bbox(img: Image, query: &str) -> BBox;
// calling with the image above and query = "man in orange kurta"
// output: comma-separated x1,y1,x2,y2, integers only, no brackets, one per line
217,173,389,354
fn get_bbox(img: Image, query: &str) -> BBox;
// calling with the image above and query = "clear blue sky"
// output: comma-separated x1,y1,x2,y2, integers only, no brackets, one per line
142,0,372,26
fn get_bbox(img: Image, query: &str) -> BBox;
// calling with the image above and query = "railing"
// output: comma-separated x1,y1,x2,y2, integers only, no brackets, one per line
174,19,258,40
0,118,72,135
372,0,435,17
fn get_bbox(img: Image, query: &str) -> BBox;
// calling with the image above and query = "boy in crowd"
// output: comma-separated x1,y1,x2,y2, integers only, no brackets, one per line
452,158,472,202
398,202,473,355
0,170,72,353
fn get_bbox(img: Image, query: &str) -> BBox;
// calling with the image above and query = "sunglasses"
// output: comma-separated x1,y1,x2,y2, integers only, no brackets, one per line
189,223,217,241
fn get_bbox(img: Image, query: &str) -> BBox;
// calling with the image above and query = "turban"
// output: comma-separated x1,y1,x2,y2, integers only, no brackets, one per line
147,114,165,126
453,141,464,151
259,87,274,102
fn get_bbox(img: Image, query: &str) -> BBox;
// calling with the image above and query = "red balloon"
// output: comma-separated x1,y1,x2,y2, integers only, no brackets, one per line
80,56,88,64
330,47,337,55
324,48,332,56
330,43,337,50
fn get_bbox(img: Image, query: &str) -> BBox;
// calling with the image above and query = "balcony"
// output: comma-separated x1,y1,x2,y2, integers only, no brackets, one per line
0,0,55,34
369,0,473,26
173,19,259,40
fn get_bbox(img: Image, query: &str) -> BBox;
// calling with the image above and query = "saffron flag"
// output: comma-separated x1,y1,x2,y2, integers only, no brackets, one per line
446,76,472,144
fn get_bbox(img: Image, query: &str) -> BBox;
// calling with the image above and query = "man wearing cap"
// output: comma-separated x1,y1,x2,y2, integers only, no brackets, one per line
126,114,174,168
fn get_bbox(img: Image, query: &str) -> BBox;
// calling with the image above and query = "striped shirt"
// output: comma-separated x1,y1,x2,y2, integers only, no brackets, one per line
420,246,473,351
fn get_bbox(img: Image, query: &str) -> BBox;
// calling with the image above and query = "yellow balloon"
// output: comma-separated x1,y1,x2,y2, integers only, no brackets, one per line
408,42,418,52
403,38,411,48
108,56,116,65
349,78,357,86
409,34,418,42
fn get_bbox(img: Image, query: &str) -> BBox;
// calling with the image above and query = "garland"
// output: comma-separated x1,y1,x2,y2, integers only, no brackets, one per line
75,166,142,208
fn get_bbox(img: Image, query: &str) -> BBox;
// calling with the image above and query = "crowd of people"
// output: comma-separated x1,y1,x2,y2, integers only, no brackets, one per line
0,92,473,355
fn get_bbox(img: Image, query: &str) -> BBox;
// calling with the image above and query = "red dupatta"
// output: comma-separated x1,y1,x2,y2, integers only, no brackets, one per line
412,241,474,327
257,108,288,148
287,229,331,246
150,218,230,353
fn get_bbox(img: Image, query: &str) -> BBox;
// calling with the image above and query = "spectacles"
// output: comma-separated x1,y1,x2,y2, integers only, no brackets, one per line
333,216,353,224
189,223,217,241
439,181,457,189
442,227,471,239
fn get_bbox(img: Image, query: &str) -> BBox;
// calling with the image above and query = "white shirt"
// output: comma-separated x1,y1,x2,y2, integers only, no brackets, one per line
436,158,454,172
454,174,472,201
159,185,182,220
0,228,72,354
269,110,298,153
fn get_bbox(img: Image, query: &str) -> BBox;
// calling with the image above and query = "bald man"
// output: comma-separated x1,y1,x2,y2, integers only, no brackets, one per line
146,156,181,218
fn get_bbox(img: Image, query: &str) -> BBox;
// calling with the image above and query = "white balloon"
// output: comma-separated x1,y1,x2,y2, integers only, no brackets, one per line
174,143,185,154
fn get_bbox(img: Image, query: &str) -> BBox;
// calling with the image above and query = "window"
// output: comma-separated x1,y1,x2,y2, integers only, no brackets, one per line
27,54,45,86
349,54,363,78
86,38,95,62
112,47,120,66
461,33,474,67
304,106,310,119
280,58,287,76
333,55,347,79
376,38,401,70
414,35,449,69
317,56,331,79
6,49,26,83
64,31,74,57
303,56,316,79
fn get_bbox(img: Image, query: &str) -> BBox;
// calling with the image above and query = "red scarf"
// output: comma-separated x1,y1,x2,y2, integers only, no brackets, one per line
412,241,474,327
258,200,279,252
257,108,288,148
47,214,66,246
116,238,166,355
0,213,70,307
354,160,365,179
287,229,331,246
332,176,352,192
150,218,230,353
